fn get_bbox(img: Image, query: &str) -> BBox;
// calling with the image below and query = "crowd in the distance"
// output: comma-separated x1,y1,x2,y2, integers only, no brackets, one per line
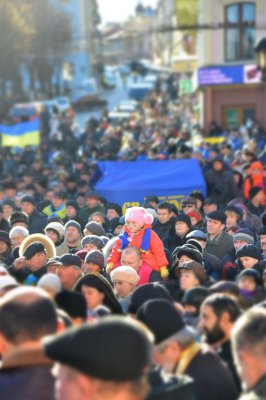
1,84,266,399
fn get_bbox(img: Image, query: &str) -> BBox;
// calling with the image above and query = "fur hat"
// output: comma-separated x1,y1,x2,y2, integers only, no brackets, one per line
45,222,65,241
37,273,62,293
110,266,140,286
10,211,29,226
125,207,153,226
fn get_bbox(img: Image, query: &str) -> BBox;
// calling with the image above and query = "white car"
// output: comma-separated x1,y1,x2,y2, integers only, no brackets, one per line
54,97,71,112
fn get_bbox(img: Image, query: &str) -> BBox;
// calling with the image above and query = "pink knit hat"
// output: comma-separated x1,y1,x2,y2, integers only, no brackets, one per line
125,207,154,226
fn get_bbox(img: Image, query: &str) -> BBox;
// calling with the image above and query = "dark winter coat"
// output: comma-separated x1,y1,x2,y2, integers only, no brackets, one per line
28,209,47,234
206,231,234,260
183,345,238,400
0,347,55,400
204,168,239,206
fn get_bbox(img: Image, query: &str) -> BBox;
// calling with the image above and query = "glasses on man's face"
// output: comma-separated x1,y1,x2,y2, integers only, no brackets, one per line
182,204,194,208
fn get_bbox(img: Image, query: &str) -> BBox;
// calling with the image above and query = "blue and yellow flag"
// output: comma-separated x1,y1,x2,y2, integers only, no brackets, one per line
0,119,40,147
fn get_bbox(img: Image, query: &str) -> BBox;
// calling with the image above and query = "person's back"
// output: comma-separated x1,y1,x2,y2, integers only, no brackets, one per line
0,286,57,400
183,345,238,400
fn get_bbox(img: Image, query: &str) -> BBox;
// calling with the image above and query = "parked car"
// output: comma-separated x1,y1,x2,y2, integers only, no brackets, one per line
53,96,71,113
71,78,99,106
9,102,43,122
128,82,154,101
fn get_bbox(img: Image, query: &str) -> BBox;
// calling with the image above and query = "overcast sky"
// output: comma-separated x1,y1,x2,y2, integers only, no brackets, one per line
98,0,158,25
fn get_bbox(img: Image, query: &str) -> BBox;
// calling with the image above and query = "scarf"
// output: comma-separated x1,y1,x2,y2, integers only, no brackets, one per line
176,341,202,375
119,227,151,253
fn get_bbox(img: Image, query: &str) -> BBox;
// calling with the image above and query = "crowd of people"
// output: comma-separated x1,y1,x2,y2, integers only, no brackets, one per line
0,85,266,400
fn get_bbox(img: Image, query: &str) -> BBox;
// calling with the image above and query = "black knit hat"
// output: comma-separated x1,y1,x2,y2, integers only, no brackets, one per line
106,202,122,217
181,287,210,312
0,230,11,246
249,186,264,200
172,244,203,264
43,316,153,381
189,192,205,204
236,244,261,261
238,269,262,286
66,200,79,211
10,211,29,226
129,283,173,314
206,210,226,224
21,194,36,206
137,299,189,344
85,250,105,269
174,214,192,228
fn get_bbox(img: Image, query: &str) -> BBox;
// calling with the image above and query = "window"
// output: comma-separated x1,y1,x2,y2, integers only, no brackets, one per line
225,2,255,62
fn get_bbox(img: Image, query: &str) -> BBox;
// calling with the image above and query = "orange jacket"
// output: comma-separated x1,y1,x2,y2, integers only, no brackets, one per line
108,228,168,271
243,161,264,200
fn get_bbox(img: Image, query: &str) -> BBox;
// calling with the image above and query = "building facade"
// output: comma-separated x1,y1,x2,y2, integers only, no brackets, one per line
197,0,266,128
50,0,100,90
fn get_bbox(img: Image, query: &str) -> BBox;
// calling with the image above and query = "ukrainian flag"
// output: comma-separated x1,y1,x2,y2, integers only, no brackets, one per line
0,119,40,147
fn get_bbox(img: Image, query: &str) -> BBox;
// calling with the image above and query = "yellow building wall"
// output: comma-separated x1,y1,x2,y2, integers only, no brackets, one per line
198,0,263,66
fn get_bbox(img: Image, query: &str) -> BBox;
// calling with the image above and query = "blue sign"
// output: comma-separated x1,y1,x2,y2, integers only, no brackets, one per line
198,65,244,86
95,159,206,213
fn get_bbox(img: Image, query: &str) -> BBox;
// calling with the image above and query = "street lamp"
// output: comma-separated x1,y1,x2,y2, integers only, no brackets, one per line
254,37,266,83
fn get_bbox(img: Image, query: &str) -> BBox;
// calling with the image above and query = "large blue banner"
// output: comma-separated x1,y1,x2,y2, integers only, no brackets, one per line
95,159,206,213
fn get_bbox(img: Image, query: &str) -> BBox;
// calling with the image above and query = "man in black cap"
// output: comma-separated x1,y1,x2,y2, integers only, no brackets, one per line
78,191,105,225
0,287,57,399
205,211,234,260
56,220,83,256
57,253,82,290
203,198,218,217
186,230,221,281
137,299,238,400
43,316,154,400
21,194,47,234
21,241,49,284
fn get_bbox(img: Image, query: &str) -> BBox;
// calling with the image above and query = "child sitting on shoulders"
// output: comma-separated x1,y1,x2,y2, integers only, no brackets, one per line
107,206,169,279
